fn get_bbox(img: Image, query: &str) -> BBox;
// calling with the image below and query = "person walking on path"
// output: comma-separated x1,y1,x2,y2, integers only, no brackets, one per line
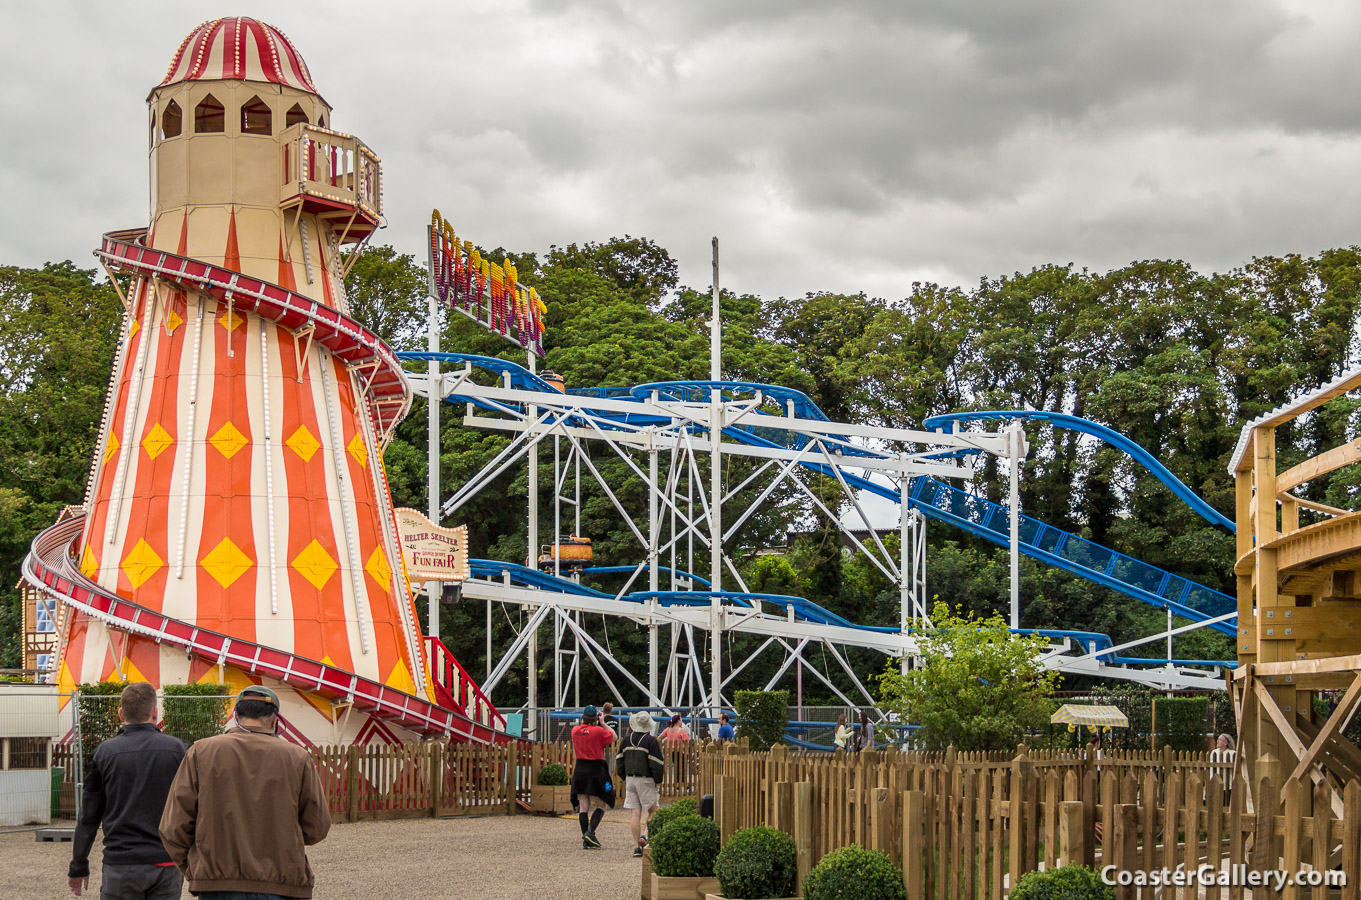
570,705,617,850
833,714,852,752
67,682,186,899
160,685,331,899
715,713,735,743
617,711,666,858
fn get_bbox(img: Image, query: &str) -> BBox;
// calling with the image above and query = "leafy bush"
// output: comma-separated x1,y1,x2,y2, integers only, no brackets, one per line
734,690,790,751
802,845,904,900
1154,696,1209,752
650,814,720,878
162,684,228,746
876,602,1057,751
1009,864,1113,900
648,796,698,836
538,762,569,786
715,825,796,899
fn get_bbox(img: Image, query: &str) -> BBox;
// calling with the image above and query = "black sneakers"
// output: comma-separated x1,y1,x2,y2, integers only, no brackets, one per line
583,832,602,850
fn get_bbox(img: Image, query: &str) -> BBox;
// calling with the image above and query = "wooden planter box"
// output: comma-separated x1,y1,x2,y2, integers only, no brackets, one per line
641,847,652,900
531,784,573,813
704,894,798,900
650,873,719,900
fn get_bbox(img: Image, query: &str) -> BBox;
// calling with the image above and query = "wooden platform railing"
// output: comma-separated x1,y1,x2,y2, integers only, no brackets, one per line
700,744,1361,900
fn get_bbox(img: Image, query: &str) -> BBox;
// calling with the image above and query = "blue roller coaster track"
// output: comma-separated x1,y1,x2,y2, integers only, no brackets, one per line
404,352,1237,655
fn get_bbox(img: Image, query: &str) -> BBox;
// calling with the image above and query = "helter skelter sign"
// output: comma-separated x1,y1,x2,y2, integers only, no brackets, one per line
428,209,547,356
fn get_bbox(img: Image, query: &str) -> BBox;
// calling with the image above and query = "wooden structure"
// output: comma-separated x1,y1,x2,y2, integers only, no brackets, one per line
1230,367,1361,817
700,743,1361,900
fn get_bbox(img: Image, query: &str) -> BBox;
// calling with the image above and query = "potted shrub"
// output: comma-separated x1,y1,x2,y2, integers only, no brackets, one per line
648,796,698,834
650,815,721,900
1009,864,1113,900
530,762,572,814
641,797,699,900
802,845,904,900
705,825,798,900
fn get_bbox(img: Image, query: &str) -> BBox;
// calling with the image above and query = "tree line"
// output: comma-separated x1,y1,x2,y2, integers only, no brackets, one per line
3,240,1359,703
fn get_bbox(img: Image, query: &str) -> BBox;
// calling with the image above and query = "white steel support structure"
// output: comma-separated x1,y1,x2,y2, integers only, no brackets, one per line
405,358,1235,718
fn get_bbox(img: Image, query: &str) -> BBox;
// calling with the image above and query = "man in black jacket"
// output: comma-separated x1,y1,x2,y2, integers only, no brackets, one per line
616,711,665,858
68,682,186,898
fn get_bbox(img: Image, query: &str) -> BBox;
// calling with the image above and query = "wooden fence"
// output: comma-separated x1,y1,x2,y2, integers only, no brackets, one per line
53,736,703,824
307,739,701,823
700,744,1361,900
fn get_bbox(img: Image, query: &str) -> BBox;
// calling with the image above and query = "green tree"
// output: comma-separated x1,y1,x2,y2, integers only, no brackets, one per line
0,263,122,666
877,601,1059,751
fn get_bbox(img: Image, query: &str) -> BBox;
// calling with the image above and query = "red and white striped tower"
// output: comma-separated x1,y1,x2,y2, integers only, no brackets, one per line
37,18,499,745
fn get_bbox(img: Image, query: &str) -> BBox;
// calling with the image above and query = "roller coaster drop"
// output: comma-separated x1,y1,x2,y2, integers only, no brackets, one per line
407,339,1239,732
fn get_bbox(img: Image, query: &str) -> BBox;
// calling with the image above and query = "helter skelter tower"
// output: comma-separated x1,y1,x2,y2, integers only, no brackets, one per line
24,17,503,745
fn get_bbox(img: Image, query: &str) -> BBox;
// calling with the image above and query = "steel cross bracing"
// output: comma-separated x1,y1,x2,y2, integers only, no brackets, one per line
404,353,1234,718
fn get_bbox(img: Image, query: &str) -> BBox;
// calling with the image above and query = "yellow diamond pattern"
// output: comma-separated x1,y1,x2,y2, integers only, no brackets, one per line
292,539,338,590
218,309,245,332
120,539,164,590
165,308,184,333
201,537,254,588
129,320,141,338
141,423,174,460
285,426,321,462
80,545,98,580
103,432,120,465
364,548,392,588
347,432,368,469
386,660,418,695
209,422,249,459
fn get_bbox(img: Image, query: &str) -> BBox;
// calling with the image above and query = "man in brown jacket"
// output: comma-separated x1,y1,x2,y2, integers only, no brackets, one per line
159,685,330,899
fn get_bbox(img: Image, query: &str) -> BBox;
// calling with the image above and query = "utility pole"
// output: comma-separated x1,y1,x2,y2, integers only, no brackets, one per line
1009,421,1022,630
526,350,538,732
709,237,723,722
426,289,440,639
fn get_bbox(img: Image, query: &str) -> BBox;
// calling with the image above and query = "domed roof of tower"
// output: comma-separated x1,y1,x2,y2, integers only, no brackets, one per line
155,17,322,99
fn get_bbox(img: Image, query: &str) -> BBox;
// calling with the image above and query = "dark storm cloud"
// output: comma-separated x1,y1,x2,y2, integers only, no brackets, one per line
4,1,1361,304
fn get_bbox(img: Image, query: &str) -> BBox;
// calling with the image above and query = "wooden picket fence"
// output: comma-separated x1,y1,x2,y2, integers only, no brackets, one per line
306,739,701,823
700,744,1361,900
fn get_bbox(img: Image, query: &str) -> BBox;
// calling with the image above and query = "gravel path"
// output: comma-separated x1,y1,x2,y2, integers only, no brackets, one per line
6,809,646,900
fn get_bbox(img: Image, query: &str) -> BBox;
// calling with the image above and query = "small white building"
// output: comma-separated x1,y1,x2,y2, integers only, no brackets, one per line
0,684,62,826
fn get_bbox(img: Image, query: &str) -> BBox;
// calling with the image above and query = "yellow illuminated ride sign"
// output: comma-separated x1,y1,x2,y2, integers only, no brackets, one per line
428,209,546,356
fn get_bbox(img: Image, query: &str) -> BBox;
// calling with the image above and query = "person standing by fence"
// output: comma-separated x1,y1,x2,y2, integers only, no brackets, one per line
617,711,665,858
67,682,187,899
570,705,616,850
833,713,852,751
660,714,690,744
854,710,875,753
716,713,735,743
159,685,330,899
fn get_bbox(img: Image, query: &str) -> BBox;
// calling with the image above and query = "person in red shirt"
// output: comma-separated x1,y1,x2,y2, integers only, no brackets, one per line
570,706,616,849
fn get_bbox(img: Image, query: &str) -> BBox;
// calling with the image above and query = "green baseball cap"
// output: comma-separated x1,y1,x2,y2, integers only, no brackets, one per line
582,705,598,718
236,685,280,710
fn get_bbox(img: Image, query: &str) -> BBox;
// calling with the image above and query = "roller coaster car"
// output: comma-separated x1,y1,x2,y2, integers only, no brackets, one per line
537,536,593,572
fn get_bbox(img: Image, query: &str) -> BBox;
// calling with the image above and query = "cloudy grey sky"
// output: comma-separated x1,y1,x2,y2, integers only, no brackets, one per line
5,0,1361,303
